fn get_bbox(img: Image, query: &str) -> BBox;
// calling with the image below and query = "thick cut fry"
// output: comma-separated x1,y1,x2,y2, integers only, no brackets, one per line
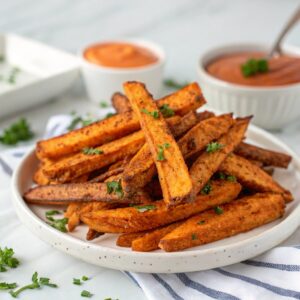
235,142,292,168
33,165,52,185
190,117,250,196
86,228,104,240
124,81,192,205
24,182,148,205
122,111,200,195
219,154,293,202
132,221,183,252
80,180,241,233
111,92,131,113
159,193,285,252
37,83,205,160
196,110,215,121
117,232,148,247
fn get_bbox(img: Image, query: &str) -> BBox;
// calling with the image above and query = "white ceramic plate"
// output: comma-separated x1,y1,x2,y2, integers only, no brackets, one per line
0,34,79,118
11,124,300,273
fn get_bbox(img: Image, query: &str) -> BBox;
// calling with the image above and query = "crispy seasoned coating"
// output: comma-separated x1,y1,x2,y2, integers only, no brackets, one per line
116,232,148,247
159,193,285,252
24,182,148,205
190,117,251,196
219,154,293,202
80,180,241,233
132,221,183,252
111,92,131,113
90,167,124,183
36,83,204,160
235,142,292,168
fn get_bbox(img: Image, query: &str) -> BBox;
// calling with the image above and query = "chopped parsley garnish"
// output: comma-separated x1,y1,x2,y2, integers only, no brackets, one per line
0,282,17,290
218,172,226,180
217,173,236,182
191,233,197,240
141,108,159,119
163,78,188,89
45,212,68,233
9,272,57,298
73,278,82,285
106,180,123,198
241,58,269,77
82,147,104,155
45,210,61,217
157,143,170,161
214,206,224,215
201,182,212,195
100,101,109,108
81,290,93,298
206,142,223,153
159,104,174,117
0,247,19,272
198,220,205,225
82,276,89,281
134,204,156,213
226,175,237,182
67,115,95,131
0,118,34,145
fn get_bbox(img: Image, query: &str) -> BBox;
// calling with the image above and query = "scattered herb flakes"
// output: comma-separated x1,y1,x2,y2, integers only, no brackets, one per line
0,247,20,272
198,220,205,225
0,282,17,290
9,272,57,298
241,58,269,77
82,147,104,155
45,210,61,217
163,78,189,89
217,172,226,180
206,142,223,153
67,116,83,131
81,119,94,127
0,118,34,145
100,101,109,108
81,290,93,298
141,108,159,119
157,143,170,161
73,278,82,285
106,180,124,198
134,204,156,213
159,104,174,117
214,206,224,215
226,175,237,182
46,216,68,233
201,182,212,195
82,276,89,281
67,115,96,131
191,233,197,240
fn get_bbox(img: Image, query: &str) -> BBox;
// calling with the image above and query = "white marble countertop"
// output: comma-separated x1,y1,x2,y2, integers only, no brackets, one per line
0,1,300,299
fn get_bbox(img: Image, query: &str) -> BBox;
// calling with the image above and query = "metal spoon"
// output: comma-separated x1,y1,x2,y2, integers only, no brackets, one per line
268,6,300,58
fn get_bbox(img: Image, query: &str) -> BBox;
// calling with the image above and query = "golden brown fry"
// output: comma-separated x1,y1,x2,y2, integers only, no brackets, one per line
219,154,293,202
33,165,52,185
190,117,250,196
132,221,183,252
80,180,241,233
235,142,292,168
196,110,215,121
86,228,104,240
37,83,205,160
159,193,285,252
124,81,192,205
24,182,148,205
117,232,148,247
111,92,131,113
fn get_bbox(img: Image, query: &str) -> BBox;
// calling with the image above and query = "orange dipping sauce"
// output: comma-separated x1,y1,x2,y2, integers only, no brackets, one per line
206,52,300,87
84,42,159,68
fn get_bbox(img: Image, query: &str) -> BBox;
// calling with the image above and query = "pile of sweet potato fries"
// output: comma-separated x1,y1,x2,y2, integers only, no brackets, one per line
23,82,293,252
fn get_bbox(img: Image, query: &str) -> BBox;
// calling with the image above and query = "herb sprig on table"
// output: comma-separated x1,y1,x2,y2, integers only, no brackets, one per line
241,58,269,77
45,210,68,232
0,247,20,272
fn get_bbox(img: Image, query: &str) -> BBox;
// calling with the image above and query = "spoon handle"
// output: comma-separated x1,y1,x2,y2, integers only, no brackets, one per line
268,6,300,58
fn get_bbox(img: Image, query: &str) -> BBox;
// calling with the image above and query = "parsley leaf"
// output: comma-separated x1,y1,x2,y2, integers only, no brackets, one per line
134,204,156,213
157,143,170,161
82,276,89,281
81,290,93,298
206,142,223,153
82,147,104,155
100,101,109,108
201,182,212,195
141,108,159,119
163,78,189,89
226,175,237,182
106,180,124,198
45,213,68,233
0,118,34,145
73,278,82,285
214,206,224,215
241,58,269,77
67,115,95,131
191,233,197,240
0,247,19,272
0,282,17,290
45,210,61,217
159,104,174,117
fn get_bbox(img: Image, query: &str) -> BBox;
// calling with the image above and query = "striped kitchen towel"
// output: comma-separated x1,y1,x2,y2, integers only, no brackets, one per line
1,114,300,300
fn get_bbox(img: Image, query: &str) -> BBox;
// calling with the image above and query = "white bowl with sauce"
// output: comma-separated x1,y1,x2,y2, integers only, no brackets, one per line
80,39,165,103
197,43,300,130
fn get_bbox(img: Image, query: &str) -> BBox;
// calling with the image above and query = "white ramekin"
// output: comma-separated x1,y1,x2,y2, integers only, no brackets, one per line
80,39,165,103
197,43,300,130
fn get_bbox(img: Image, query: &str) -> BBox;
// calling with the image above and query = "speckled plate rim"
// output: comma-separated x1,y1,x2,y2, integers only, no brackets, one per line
10,124,300,273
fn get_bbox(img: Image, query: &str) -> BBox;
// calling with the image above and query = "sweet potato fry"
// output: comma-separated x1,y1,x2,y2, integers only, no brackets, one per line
196,110,215,121
122,111,200,195
190,117,250,196
219,154,293,202
86,228,104,240
24,182,148,205
80,180,241,233
37,83,205,160
124,81,192,205
159,193,285,252
33,165,52,185
132,221,183,252
235,142,292,168
111,92,131,113
117,232,148,247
